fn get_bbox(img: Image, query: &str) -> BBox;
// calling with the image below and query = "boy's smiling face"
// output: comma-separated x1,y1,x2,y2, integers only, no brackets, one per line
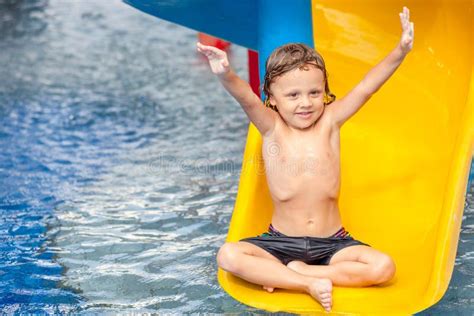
268,64,326,131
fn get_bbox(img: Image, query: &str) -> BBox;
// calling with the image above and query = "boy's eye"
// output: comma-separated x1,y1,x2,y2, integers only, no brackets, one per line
310,91,320,95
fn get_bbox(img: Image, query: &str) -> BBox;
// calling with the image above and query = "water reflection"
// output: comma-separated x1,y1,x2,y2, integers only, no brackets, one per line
0,0,48,39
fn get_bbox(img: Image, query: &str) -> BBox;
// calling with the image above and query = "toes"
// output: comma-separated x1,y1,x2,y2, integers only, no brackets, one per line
308,278,333,311
317,286,332,296
321,295,331,302
322,301,332,310
319,288,332,310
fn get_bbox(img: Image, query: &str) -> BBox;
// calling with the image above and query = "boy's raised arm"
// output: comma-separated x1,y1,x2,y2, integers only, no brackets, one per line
329,6,414,127
197,42,277,136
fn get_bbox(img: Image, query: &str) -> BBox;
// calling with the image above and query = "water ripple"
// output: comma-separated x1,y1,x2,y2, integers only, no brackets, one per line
0,0,251,312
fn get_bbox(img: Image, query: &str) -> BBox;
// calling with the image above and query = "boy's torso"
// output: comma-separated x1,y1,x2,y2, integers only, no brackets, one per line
262,107,342,238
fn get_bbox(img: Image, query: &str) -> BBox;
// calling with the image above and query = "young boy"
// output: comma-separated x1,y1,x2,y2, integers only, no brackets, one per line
197,7,414,312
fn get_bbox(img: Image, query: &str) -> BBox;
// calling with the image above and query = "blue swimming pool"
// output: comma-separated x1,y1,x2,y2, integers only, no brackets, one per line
0,0,472,314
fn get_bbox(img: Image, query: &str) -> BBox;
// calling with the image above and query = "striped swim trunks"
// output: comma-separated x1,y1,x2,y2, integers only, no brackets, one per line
267,223,352,238
240,223,370,265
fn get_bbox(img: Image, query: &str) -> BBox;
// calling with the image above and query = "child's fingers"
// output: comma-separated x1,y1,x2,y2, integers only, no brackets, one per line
399,11,407,22
399,7,411,24
196,42,208,48
196,45,208,54
205,46,226,58
197,42,212,52
399,14,408,31
399,13,412,33
196,45,209,55
197,42,213,53
197,42,223,54
197,45,217,58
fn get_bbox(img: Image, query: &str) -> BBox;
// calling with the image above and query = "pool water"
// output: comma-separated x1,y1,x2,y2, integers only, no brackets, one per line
0,0,472,314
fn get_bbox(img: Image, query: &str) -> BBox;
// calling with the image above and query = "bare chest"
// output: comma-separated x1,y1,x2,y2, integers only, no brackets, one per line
263,128,339,177
262,122,340,200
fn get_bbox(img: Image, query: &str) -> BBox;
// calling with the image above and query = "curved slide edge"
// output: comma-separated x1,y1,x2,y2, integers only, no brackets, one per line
424,64,474,310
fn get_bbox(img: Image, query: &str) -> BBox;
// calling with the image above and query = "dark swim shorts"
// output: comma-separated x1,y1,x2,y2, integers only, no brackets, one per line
239,224,370,265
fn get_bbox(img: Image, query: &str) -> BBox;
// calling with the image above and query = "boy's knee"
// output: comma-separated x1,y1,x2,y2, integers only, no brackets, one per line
216,242,240,272
371,255,396,284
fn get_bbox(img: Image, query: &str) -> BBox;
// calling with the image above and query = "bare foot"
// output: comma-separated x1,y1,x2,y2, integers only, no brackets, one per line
287,261,333,310
307,278,333,312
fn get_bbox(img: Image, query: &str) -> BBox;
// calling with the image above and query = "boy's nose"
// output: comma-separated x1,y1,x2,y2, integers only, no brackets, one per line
301,96,312,107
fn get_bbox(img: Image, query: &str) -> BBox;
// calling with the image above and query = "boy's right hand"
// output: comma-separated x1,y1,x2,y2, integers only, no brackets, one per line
196,42,230,76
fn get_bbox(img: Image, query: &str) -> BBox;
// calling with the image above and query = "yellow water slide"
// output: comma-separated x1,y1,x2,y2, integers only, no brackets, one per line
218,0,474,314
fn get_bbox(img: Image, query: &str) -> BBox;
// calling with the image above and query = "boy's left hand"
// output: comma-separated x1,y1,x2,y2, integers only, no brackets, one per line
399,6,414,54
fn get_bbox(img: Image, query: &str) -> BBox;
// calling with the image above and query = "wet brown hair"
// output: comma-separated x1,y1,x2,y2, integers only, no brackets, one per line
262,43,336,112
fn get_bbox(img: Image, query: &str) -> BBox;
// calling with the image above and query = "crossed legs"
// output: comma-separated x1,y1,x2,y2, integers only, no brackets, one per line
216,241,333,311
216,241,396,312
